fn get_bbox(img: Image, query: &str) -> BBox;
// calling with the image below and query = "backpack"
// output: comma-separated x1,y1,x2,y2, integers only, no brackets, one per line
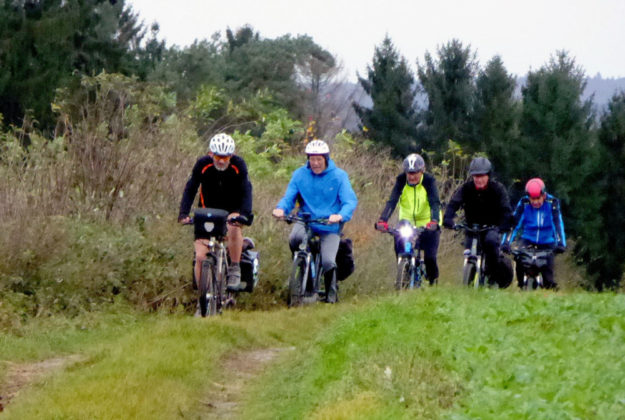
336,238,355,281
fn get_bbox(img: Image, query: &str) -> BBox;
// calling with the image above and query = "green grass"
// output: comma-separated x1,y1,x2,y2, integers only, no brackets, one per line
2,289,625,419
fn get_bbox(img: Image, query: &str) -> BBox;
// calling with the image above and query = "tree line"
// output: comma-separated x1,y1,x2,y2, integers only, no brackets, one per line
1,1,624,290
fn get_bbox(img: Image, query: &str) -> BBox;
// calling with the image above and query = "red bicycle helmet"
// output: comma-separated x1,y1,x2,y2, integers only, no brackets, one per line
525,178,546,198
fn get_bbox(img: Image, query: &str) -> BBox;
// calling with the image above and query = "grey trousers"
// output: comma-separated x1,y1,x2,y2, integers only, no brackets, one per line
288,222,340,273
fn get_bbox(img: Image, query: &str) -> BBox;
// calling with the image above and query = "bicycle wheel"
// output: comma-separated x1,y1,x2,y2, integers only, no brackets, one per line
199,259,217,317
415,260,426,288
462,261,476,287
396,257,411,290
288,255,307,307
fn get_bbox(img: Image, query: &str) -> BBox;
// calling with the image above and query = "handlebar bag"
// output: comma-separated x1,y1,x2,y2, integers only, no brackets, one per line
193,208,228,239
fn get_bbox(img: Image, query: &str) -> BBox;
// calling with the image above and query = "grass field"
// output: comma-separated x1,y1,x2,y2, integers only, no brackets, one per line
2,286,625,419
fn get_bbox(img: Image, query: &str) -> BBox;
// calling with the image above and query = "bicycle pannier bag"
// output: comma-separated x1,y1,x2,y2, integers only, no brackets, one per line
336,237,355,281
241,237,260,292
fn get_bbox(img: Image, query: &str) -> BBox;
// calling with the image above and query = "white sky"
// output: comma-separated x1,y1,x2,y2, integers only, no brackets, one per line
127,0,625,81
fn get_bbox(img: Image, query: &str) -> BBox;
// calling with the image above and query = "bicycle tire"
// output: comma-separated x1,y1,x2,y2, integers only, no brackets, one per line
199,259,218,317
288,255,307,307
396,257,412,290
216,254,229,313
415,261,426,288
462,261,476,287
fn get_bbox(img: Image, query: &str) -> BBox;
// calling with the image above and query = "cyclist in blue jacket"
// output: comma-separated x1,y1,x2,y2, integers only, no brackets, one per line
501,178,566,289
272,140,358,303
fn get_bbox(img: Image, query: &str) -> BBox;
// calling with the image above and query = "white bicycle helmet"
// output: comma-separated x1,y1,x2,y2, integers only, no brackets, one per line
305,139,330,155
209,133,235,156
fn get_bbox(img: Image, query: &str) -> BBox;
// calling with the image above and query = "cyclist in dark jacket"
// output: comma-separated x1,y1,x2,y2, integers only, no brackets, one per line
443,157,513,287
178,133,253,291
501,178,566,289
376,153,442,285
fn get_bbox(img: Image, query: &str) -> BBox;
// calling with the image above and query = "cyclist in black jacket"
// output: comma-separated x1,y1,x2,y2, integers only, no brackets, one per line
178,133,253,291
443,157,513,287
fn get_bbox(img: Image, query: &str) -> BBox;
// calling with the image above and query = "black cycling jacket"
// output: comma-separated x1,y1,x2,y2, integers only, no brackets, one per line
443,179,512,232
178,154,253,220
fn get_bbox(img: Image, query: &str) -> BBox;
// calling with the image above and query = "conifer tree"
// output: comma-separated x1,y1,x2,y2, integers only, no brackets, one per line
518,51,594,227
0,0,155,132
354,35,418,156
416,39,477,156
473,56,520,185
580,92,625,290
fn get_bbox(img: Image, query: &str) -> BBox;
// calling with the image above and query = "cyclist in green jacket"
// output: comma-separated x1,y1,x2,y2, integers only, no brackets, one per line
376,153,441,285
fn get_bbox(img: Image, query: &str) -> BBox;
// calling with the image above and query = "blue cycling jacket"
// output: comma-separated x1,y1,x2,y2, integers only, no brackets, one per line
502,194,566,247
276,158,358,234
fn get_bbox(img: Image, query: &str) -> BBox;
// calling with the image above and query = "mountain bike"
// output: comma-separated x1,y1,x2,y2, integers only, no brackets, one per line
454,223,497,288
280,213,329,307
378,221,426,290
511,245,553,290
188,208,252,317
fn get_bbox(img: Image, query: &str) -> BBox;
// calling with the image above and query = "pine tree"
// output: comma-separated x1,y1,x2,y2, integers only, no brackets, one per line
353,35,418,156
416,39,477,157
0,0,154,132
582,92,625,290
473,56,520,185
518,51,594,223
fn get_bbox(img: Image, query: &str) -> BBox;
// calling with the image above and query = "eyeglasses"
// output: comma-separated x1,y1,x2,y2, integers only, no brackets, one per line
213,155,231,162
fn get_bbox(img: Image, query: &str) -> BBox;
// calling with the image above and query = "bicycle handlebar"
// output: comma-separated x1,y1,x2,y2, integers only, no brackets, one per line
379,225,425,236
281,214,330,225
453,223,498,233
181,213,254,227
511,246,553,258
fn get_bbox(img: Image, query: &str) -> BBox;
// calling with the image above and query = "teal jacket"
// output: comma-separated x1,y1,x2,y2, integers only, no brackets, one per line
276,159,358,234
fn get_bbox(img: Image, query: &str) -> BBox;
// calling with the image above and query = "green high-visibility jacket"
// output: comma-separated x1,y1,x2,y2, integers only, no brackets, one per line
379,172,441,227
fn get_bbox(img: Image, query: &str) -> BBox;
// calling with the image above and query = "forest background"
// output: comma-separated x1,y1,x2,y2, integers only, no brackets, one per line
2,0,625,329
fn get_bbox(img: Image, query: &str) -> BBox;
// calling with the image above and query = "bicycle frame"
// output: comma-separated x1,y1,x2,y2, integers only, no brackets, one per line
283,213,328,306
383,223,426,290
455,223,496,288
188,208,252,317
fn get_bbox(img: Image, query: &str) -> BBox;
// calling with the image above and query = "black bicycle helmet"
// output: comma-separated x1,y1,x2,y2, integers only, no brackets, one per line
468,157,492,176
402,153,425,173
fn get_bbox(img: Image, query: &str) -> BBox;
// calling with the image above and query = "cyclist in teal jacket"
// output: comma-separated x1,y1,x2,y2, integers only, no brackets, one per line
272,140,358,302
501,178,566,289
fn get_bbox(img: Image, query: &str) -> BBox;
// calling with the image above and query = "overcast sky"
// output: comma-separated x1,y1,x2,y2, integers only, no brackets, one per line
127,0,625,81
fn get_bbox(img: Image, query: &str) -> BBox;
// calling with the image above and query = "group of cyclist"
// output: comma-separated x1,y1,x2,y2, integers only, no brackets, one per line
378,154,567,289
178,132,567,306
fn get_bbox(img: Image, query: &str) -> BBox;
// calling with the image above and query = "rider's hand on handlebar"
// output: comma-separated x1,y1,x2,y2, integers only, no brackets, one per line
272,208,285,219
375,220,389,232
328,214,343,224
426,220,438,231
